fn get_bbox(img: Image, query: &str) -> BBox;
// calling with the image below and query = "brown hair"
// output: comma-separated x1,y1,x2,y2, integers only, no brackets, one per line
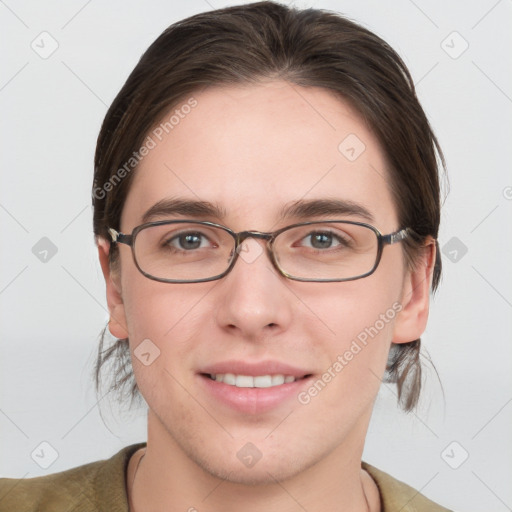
93,1,445,411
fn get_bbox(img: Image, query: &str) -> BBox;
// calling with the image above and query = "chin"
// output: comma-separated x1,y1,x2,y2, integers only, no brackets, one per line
178,433,320,486
196,453,311,485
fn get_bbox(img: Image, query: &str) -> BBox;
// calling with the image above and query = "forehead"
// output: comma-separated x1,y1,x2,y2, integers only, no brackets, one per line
121,81,397,231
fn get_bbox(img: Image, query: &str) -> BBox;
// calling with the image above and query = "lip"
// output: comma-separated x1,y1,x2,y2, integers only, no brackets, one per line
197,360,313,415
199,360,311,378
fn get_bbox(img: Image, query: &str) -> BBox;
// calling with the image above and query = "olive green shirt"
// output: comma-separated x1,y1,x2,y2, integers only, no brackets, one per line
0,443,452,511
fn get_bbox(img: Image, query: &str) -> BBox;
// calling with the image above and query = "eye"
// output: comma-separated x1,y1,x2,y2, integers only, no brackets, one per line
165,231,213,251
300,230,350,250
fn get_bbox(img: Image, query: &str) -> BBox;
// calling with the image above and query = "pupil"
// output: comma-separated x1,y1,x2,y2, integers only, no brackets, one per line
180,233,201,249
312,233,332,249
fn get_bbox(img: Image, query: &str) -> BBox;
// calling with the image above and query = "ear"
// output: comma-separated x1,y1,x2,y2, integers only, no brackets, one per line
392,239,436,344
97,237,129,339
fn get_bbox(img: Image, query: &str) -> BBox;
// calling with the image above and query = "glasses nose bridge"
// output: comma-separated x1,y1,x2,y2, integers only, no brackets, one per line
233,230,277,266
235,230,274,246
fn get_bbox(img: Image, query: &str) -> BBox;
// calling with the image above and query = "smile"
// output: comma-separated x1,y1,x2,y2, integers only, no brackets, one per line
208,373,300,388
198,360,313,414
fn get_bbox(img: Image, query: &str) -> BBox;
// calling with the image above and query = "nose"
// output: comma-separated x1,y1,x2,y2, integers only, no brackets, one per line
214,237,293,341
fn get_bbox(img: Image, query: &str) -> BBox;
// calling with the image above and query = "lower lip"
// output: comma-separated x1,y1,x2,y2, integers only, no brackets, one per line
198,374,312,415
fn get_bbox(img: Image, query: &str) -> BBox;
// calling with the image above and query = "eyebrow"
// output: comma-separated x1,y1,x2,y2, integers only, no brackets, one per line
141,197,374,224
141,198,227,223
279,198,374,223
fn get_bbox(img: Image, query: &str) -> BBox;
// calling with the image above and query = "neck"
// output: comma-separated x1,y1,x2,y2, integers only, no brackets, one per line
129,410,379,512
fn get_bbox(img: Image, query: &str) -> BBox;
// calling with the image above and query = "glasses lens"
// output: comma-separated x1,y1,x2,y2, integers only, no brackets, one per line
134,222,234,281
273,222,378,281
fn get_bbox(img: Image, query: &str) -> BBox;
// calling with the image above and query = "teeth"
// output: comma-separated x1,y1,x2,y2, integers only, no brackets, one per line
236,375,254,388
254,375,272,387
210,373,298,388
223,373,236,385
271,375,285,386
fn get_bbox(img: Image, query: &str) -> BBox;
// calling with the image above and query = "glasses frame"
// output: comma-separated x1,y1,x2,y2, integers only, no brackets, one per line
108,220,411,284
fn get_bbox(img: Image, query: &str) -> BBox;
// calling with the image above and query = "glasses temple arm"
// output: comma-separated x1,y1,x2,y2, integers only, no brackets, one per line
382,227,412,245
107,228,133,246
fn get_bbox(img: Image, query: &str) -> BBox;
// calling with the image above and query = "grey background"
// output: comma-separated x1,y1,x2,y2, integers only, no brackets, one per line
1,1,511,510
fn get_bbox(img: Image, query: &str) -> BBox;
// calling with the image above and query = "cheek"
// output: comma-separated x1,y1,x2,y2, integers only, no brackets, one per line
122,284,199,413
300,276,402,408
304,269,402,349
120,275,216,387
121,269,208,340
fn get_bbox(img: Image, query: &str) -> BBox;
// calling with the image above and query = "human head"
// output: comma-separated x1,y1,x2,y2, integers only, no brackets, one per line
93,1,444,417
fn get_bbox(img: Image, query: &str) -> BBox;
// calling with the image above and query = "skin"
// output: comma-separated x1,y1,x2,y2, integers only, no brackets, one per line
98,80,435,512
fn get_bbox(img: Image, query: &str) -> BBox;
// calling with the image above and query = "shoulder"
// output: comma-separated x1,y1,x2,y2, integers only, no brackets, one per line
0,443,145,512
362,462,453,512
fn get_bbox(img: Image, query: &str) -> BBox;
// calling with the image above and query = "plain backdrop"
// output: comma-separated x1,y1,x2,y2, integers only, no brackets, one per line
1,1,511,511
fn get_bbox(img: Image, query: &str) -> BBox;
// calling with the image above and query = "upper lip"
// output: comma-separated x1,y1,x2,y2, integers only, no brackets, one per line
199,360,312,378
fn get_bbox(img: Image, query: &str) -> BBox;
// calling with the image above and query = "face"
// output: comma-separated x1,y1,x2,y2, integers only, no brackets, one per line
100,80,432,484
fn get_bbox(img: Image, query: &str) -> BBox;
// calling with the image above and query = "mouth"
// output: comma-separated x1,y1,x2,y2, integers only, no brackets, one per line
197,361,314,414
203,373,311,388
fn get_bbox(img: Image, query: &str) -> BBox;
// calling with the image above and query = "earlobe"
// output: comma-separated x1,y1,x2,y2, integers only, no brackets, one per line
392,240,436,345
97,237,129,339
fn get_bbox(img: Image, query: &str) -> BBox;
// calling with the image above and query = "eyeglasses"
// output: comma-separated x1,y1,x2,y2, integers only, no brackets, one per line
107,220,411,283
